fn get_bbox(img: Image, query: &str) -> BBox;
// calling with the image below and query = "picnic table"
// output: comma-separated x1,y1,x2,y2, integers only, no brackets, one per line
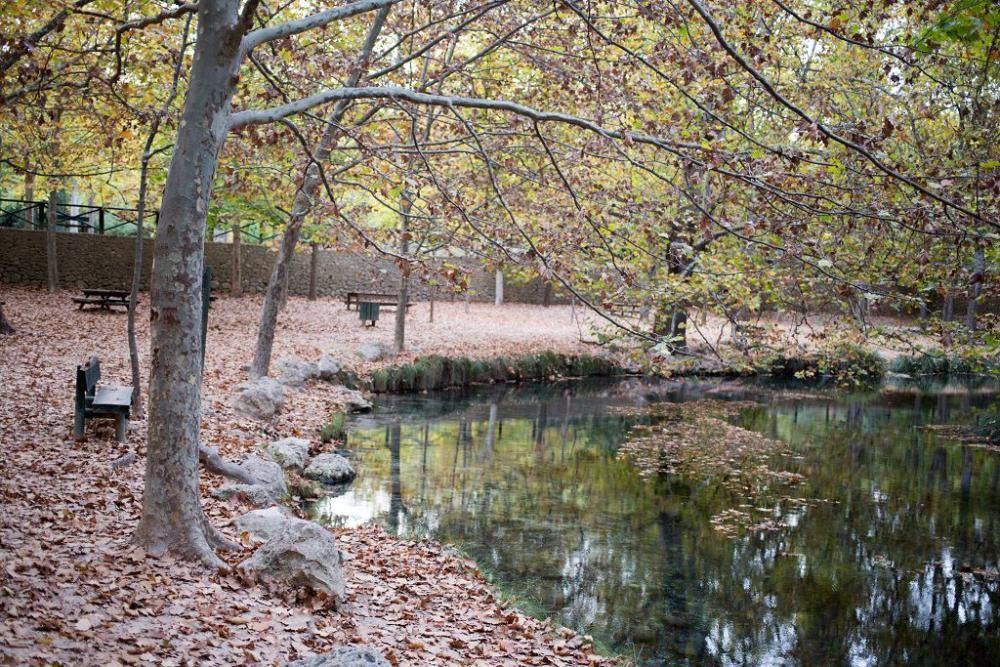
345,291,412,311
73,289,134,311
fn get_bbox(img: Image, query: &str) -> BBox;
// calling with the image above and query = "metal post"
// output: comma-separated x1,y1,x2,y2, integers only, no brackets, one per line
98,208,105,234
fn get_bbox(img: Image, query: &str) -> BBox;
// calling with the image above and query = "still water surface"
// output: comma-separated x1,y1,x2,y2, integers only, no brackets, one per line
309,378,1000,666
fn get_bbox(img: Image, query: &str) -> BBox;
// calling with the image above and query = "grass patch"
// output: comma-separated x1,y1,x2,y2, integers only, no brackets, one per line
889,352,1000,376
368,352,623,393
320,411,346,443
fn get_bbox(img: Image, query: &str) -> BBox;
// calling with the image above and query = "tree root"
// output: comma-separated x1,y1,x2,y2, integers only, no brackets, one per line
198,444,258,485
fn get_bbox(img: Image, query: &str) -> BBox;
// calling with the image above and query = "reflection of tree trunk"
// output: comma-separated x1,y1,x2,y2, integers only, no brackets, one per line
387,422,405,533
534,402,548,463
656,511,697,657
479,403,497,462
960,446,973,502
929,447,948,490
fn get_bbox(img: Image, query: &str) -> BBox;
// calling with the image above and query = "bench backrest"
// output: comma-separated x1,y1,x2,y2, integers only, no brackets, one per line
76,357,101,407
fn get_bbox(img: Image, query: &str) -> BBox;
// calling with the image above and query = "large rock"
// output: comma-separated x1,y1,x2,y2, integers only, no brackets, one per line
276,357,319,387
267,437,310,471
356,341,392,363
316,355,345,381
303,453,356,485
287,647,391,667
212,455,288,506
338,388,372,414
239,521,346,603
233,377,285,420
235,506,303,544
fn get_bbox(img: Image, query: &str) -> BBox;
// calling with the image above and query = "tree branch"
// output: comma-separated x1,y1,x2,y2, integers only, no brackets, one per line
240,0,399,57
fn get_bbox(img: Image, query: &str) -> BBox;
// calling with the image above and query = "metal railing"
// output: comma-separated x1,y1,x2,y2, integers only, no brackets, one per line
0,198,158,235
1,198,279,245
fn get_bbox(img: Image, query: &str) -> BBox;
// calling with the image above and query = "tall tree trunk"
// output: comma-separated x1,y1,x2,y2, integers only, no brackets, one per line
494,269,504,306
0,301,14,335
429,288,435,323
942,287,955,322
22,168,34,203
230,223,242,297
966,246,985,331
542,280,552,307
393,196,412,355
133,0,242,569
250,7,389,379
308,241,318,301
46,190,58,292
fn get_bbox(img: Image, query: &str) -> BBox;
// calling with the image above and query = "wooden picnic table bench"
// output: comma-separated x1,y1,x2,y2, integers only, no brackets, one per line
606,301,643,317
345,291,412,311
74,356,132,442
73,288,135,311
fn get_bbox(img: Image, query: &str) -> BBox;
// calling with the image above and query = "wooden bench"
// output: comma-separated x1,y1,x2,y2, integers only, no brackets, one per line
345,291,412,311
606,301,643,317
74,357,132,442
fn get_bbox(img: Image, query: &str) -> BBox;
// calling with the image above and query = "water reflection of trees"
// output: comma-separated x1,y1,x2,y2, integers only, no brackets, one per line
324,384,1000,666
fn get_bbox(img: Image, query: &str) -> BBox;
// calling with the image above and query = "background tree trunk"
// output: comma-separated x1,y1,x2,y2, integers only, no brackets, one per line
230,223,242,297
250,7,389,379
308,242,318,301
46,191,58,292
494,269,504,306
0,302,15,335
22,168,34,204
966,245,985,331
393,195,412,354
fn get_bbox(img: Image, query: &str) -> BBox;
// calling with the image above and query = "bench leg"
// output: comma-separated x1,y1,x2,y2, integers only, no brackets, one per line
73,410,85,439
115,415,129,442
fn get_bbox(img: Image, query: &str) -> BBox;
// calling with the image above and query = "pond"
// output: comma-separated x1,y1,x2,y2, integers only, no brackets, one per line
308,377,1000,666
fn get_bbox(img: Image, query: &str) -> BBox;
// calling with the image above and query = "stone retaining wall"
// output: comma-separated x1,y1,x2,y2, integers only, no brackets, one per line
0,229,565,304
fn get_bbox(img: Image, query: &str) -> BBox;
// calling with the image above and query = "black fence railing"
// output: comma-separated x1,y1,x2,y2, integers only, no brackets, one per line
1,198,279,245
0,198,158,236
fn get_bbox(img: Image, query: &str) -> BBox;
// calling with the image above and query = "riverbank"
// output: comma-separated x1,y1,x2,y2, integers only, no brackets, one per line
0,287,621,666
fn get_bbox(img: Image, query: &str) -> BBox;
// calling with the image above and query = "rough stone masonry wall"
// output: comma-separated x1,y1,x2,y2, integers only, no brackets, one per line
0,229,565,304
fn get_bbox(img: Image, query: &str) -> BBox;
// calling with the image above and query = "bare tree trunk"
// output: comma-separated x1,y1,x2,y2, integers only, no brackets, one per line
966,246,985,331
0,301,14,335
429,287,435,323
393,196,412,355
308,241,318,301
133,2,242,569
46,190,58,292
494,269,503,306
22,168,34,203
542,280,552,307
942,288,955,322
230,223,242,297
250,8,389,379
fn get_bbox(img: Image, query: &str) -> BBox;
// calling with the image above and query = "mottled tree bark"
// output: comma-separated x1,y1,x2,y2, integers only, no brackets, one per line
133,0,243,569
494,269,504,305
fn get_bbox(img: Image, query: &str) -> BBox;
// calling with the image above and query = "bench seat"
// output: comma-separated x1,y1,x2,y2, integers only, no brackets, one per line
75,357,132,441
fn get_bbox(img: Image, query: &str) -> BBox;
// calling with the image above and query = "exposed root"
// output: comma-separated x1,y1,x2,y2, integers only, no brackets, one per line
199,444,258,485
202,513,241,553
